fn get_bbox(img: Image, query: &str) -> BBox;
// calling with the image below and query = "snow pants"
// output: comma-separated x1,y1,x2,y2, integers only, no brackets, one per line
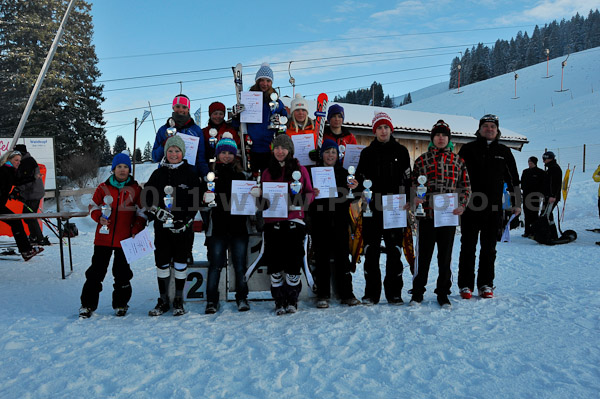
361,212,404,303
80,245,133,310
312,224,355,301
412,218,456,296
458,209,500,291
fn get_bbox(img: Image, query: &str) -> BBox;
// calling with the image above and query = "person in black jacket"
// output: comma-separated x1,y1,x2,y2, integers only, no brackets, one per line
203,134,250,314
520,156,545,238
541,151,562,240
143,135,201,316
14,144,49,246
355,112,412,305
309,139,360,308
0,150,43,261
457,114,521,300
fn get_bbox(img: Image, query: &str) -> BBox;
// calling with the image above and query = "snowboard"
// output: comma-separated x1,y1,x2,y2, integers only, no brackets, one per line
314,93,329,154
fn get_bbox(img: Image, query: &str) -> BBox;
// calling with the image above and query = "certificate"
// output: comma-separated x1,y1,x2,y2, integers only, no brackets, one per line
310,167,338,199
120,228,155,264
382,194,407,229
230,180,257,215
177,133,199,166
240,91,263,123
291,134,316,166
433,193,459,227
342,144,366,170
262,182,288,218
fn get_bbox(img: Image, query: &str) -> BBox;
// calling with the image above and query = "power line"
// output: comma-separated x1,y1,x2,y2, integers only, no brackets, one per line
101,25,535,60
98,42,492,83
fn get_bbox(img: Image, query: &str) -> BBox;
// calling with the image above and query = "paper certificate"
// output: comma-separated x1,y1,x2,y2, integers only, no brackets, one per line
240,91,263,123
382,194,407,229
433,193,459,227
120,228,155,264
177,133,199,166
262,182,288,218
311,167,338,199
230,180,257,215
291,134,316,166
342,144,366,170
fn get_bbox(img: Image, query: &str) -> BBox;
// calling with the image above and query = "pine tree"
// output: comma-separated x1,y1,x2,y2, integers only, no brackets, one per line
142,141,152,162
134,148,142,163
100,137,113,166
113,136,127,155
0,0,105,173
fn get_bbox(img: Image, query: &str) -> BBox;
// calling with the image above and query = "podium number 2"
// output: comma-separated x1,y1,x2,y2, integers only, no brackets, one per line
186,272,204,299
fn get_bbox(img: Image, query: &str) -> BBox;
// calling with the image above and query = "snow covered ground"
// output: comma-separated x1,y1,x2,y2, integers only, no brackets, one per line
1,49,600,398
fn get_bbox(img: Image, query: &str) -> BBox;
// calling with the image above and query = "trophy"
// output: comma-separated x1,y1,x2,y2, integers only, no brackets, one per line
208,128,218,163
99,195,113,234
278,116,288,134
166,127,177,137
289,170,303,211
339,144,346,161
415,175,428,217
206,172,217,208
346,166,356,199
163,186,174,227
362,180,373,217
268,92,280,130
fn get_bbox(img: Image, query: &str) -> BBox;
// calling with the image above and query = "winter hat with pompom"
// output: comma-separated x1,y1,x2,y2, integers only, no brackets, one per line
111,152,132,171
215,132,238,156
372,112,394,134
255,62,274,82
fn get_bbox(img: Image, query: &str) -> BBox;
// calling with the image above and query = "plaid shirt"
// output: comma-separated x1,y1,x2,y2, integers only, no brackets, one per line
412,146,471,218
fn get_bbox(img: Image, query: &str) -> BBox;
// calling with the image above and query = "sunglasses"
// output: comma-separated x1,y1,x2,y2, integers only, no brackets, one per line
11,150,22,156
480,114,499,123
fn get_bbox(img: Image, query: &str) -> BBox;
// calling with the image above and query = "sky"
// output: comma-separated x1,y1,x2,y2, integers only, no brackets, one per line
89,0,600,150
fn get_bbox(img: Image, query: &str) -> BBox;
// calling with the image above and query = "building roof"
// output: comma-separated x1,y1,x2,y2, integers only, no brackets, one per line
281,97,528,149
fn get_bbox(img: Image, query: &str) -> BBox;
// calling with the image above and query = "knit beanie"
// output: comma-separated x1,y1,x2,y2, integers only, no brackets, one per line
372,112,393,133
528,156,538,165
215,133,238,156
272,134,294,155
111,152,132,171
173,94,191,109
430,119,451,142
14,144,27,153
255,62,274,82
327,104,344,122
290,93,309,114
320,139,339,158
165,135,186,157
209,101,226,116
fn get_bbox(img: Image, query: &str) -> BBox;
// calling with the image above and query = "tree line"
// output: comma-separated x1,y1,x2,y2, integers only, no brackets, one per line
449,10,600,89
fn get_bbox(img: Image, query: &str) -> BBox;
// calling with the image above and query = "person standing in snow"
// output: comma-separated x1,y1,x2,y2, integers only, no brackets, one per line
457,114,521,300
520,156,545,238
594,164,600,220
322,104,357,161
541,151,562,240
14,144,49,246
79,153,147,318
202,101,240,167
232,63,287,175
144,135,201,316
408,120,471,308
203,135,250,314
152,94,209,179
0,150,44,261
309,139,361,308
286,93,316,146
355,112,412,305
259,134,314,315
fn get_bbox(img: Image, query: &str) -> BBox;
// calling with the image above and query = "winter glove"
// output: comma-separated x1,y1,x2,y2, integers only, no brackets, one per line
308,150,319,162
8,188,22,201
169,219,193,234
146,206,174,223
232,103,245,116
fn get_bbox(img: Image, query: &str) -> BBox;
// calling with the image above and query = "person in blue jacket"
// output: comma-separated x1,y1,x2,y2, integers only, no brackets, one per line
232,63,287,175
152,94,209,178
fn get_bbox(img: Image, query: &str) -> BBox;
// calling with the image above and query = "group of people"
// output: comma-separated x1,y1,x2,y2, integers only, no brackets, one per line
73,62,529,319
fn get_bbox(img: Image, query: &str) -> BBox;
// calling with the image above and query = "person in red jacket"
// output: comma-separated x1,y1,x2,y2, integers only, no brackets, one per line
79,152,147,318
322,104,357,161
202,101,240,166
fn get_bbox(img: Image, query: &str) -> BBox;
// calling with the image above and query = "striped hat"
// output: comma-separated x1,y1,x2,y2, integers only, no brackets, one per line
215,133,238,156
372,112,393,133
172,94,190,109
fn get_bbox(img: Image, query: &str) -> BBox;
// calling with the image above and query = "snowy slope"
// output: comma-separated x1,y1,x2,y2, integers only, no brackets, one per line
1,51,600,399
